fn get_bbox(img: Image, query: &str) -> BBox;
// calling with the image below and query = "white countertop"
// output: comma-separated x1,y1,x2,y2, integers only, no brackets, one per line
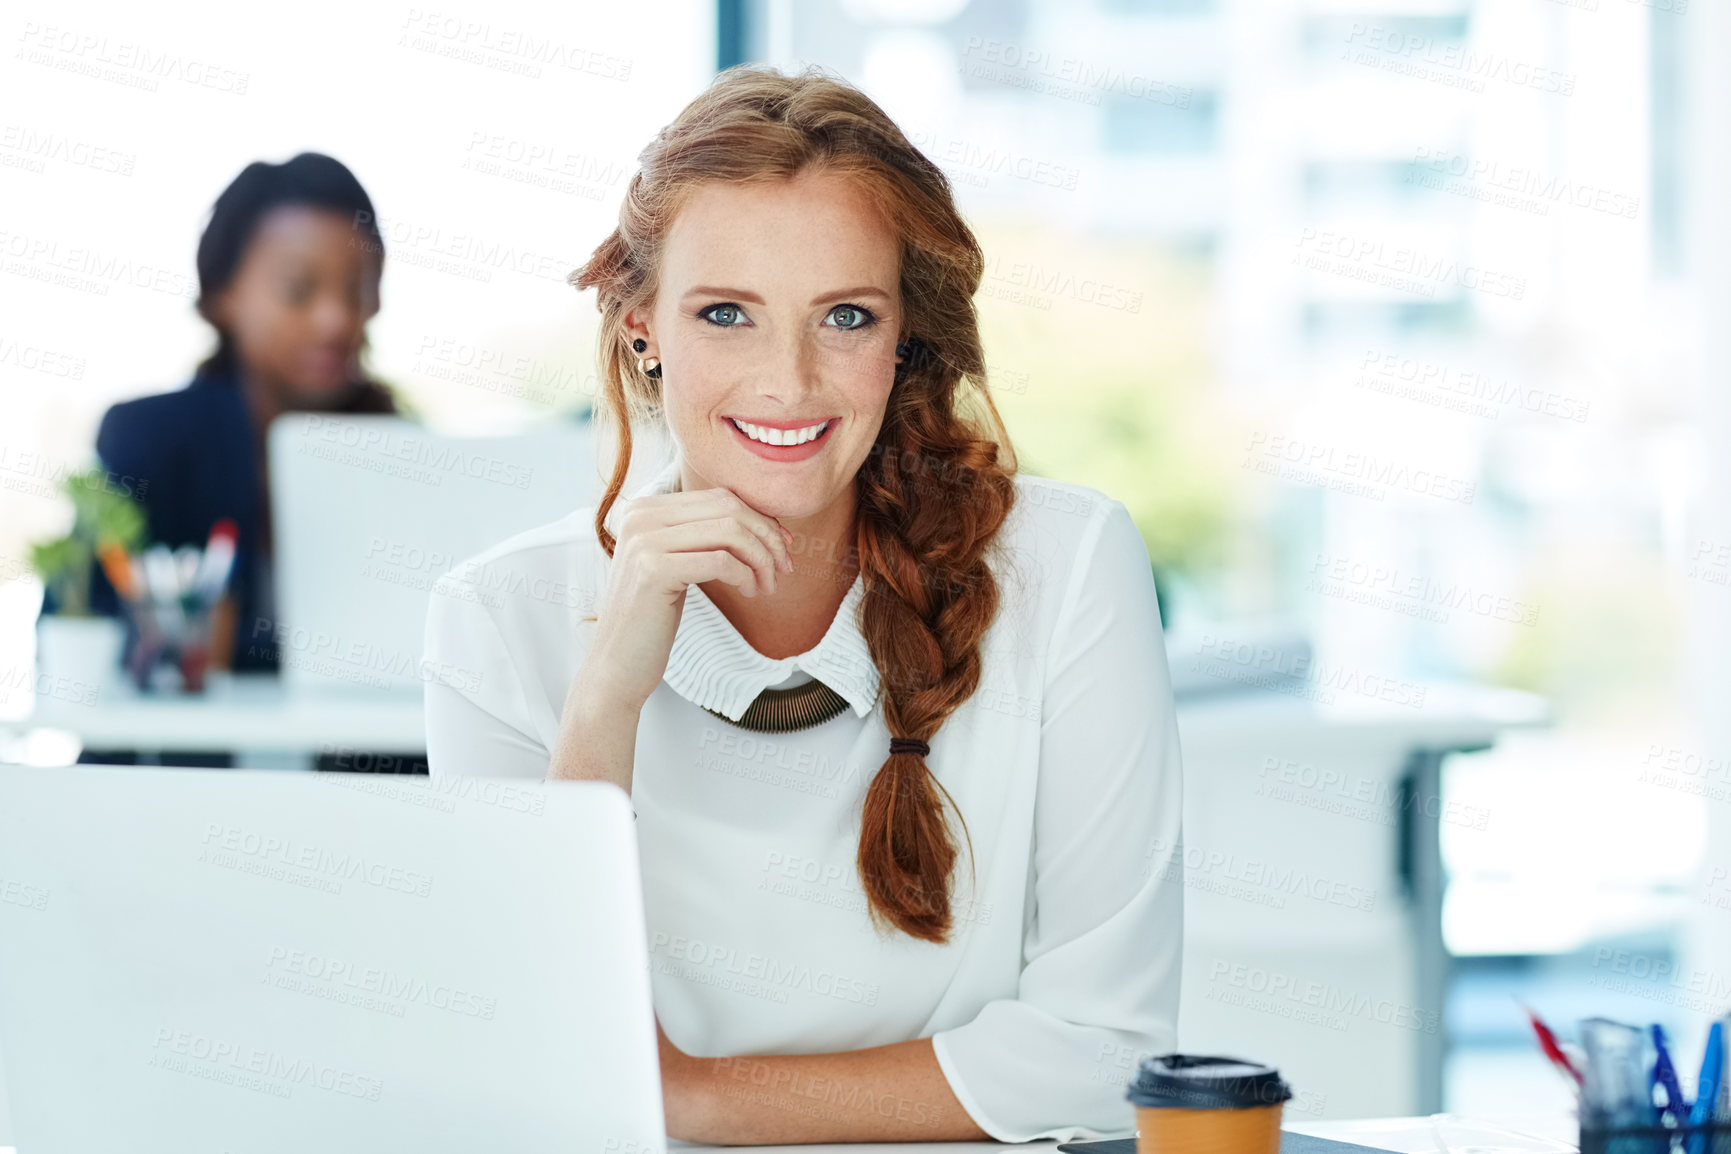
657,1112,1579,1152
22,672,425,753
18,672,1547,760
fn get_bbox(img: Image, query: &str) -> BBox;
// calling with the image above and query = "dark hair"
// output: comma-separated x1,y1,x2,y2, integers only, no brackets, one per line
194,152,386,381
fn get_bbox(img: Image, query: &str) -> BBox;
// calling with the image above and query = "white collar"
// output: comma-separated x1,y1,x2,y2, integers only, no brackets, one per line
622,457,881,723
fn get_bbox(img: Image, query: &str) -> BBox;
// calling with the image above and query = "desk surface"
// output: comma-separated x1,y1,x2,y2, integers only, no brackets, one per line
0,1114,1580,1154
656,1113,1578,1153
20,673,1548,757
22,673,425,753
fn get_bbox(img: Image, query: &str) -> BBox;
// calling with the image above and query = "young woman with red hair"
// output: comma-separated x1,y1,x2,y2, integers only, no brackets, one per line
424,64,1183,1144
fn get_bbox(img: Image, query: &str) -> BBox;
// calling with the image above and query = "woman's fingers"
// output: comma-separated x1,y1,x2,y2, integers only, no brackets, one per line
621,488,794,575
694,489,795,575
657,549,761,598
646,518,781,596
706,490,796,576
579,487,800,716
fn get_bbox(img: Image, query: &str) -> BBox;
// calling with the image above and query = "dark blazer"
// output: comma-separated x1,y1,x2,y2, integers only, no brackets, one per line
87,370,394,672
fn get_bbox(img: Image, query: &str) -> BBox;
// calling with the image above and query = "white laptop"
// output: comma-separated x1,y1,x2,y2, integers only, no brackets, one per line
266,413,600,695
0,763,666,1154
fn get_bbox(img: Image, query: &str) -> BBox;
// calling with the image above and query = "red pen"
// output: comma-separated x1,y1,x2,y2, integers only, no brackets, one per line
193,518,238,607
1520,1001,1585,1091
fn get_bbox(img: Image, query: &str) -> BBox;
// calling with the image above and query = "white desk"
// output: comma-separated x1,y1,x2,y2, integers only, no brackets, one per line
665,1112,1576,1152
0,1112,1582,1154
1172,685,1548,1120
22,672,423,769
19,672,1542,790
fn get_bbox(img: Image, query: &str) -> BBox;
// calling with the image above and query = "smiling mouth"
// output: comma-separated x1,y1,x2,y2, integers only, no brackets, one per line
728,417,834,447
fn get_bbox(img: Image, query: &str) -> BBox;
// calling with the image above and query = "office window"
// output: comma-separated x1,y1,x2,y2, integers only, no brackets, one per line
1101,0,1217,14
1103,89,1219,155
1303,298,1473,342
1304,159,1436,209
1649,6,1684,277
1302,13,1471,64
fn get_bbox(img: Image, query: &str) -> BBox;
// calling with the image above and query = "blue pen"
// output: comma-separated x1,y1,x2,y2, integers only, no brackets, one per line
1651,1025,1688,1126
1687,1021,1724,1154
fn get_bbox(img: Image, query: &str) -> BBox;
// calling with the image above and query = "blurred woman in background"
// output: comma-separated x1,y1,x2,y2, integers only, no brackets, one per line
90,152,396,677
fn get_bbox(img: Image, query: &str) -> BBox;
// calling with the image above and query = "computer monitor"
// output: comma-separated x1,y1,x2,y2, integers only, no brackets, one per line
266,413,600,695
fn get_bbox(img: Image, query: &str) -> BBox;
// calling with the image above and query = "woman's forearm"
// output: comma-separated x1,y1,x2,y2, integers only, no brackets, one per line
669,1035,990,1143
546,667,642,791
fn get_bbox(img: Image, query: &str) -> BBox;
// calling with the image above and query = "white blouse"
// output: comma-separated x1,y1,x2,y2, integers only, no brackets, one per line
421,458,1184,1142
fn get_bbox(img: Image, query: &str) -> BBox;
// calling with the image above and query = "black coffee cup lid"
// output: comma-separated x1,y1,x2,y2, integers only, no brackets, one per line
1126,1054,1293,1110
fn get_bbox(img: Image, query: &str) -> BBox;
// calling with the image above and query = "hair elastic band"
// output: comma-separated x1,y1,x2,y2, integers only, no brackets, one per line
889,737,930,757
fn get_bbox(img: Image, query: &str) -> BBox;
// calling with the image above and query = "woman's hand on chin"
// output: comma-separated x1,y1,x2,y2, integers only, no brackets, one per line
551,485,793,790
582,486,795,712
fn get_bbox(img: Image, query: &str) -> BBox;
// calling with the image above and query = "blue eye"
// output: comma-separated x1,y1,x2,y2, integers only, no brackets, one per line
699,303,747,327
826,304,876,331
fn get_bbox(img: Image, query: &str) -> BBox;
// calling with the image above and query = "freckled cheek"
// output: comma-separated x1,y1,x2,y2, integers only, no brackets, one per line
840,369,895,428
662,370,735,442
822,336,894,377
819,347,894,411
672,334,753,389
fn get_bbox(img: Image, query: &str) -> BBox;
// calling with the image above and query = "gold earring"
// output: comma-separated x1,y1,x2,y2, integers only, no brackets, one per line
638,356,662,379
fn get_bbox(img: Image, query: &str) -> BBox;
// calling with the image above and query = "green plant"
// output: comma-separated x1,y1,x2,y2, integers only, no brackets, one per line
29,468,148,617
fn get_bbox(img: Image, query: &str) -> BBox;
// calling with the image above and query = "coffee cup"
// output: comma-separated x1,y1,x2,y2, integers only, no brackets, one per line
1125,1053,1292,1154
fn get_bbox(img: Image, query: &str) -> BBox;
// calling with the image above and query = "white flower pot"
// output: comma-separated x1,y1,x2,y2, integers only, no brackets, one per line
34,614,126,705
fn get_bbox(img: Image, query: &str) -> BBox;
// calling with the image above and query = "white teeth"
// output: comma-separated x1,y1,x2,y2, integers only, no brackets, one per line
731,418,828,446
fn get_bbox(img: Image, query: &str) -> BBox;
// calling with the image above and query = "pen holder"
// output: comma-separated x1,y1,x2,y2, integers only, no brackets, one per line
124,594,214,694
1579,1122,1731,1154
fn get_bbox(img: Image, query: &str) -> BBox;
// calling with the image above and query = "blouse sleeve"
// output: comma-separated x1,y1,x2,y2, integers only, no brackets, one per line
928,497,1184,1142
422,576,552,782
